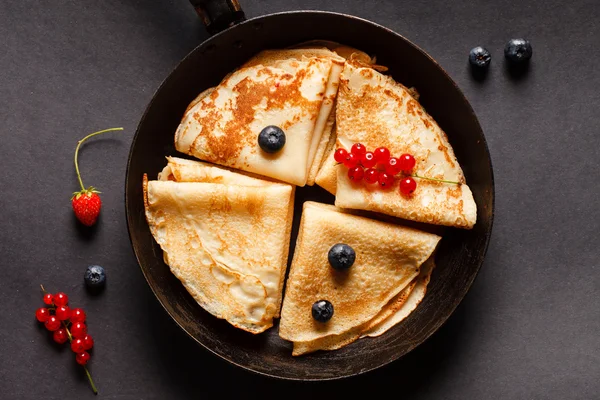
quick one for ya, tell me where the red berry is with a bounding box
[71,322,87,339]
[72,191,102,227]
[54,292,68,307]
[35,307,50,323]
[347,166,365,182]
[76,351,91,366]
[55,306,70,321]
[360,151,376,168]
[350,143,367,157]
[53,329,68,344]
[364,168,380,184]
[71,338,86,353]
[82,335,94,350]
[43,293,53,305]
[378,172,395,188]
[343,152,360,168]
[45,316,61,332]
[333,148,348,163]
[400,177,417,195]
[398,153,416,172]
[70,308,86,323]
[385,157,402,176]
[374,147,391,164]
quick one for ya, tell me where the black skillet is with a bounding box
[125,0,494,380]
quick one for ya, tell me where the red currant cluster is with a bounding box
[36,287,98,394]
[334,143,418,195]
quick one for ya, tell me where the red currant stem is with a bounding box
[62,321,98,395]
[40,284,47,293]
[411,173,461,185]
[74,127,123,192]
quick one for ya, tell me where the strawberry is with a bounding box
[72,188,102,226]
[72,127,123,227]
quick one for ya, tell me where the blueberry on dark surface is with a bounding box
[328,243,356,270]
[258,125,286,153]
[312,300,334,322]
[469,46,491,69]
[504,38,533,64]
[84,265,106,288]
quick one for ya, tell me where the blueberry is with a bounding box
[504,38,532,64]
[84,265,106,288]
[469,46,491,69]
[258,126,286,153]
[312,300,334,322]
[328,243,356,270]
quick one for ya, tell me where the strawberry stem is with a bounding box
[411,173,461,185]
[74,127,123,192]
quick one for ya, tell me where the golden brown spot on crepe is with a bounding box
[437,142,456,168]
[360,68,373,79]
[422,118,431,128]
[210,90,219,101]
[406,99,418,116]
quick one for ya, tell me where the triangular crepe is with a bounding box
[175,49,344,186]
[316,61,477,229]
[278,202,441,354]
[143,171,294,333]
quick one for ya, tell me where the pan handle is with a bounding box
[188,0,246,34]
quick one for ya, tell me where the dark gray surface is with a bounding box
[1,0,598,398]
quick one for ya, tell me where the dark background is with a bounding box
[1,0,598,398]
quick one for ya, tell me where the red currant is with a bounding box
[343,152,360,168]
[35,307,49,323]
[347,166,364,182]
[398,153,416,172]
[364,168,380,184]
[400,177,417,195]
[374,147,390,164]
[71,322,87,339]
[76,351,91,366]
[53,329,68,344]
[378,172,395,188]
[82,335,94,350]
[334,148,348,163]
[350,143,367,157]
[43,293,53,305]
[360,151,376,168]
[54,292,68,307]
[55,306,70,321]
[70,308,86,323]
[45,315,61,332]
[385,157,402,176]
[71,338,86,353]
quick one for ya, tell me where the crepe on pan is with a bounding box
[278,202,441,355]
[292,256,435,355]
[143,170,294,333]
[174,49,344,186]
[315,61,477,229]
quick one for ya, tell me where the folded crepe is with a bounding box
[174,48,344,186]
[315,61,477,229]
[279,202,441,355]
[143,164,294,333]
